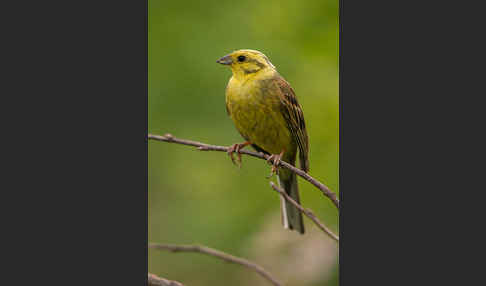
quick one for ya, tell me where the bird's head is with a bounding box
[217,49,276,79]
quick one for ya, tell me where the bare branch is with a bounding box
[148,133,339,208]
[149,243,282,286]
[269,182,339,242]
[148,273,185,286]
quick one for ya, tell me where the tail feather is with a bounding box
[278,170,305,234]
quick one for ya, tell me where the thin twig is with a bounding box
[149,243,282,286]
[148,273,185,286]
[269,182,339,242]
[148,133,339,209]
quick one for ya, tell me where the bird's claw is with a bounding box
[266,151,284,178]
[227,144,240,167]
[227,142,250,168]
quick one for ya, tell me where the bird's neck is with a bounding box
[231,67,276,83]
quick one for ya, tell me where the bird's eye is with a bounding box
[237,55,246,62]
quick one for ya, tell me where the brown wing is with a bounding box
[275,76,310,172]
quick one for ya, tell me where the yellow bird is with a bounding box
[217,49,309,234]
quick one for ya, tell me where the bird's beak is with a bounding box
[216,55,233,65]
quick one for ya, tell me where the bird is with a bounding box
[217,49,309,234]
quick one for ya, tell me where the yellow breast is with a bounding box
[225,73,296,156]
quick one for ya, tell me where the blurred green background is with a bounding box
[148,0,339,285]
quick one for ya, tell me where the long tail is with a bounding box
[277,168,305,234]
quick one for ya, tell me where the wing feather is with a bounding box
[274,76,310,172]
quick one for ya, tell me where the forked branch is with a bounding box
[270,182,339,242]
[148,133,339,208]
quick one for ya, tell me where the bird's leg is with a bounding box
[266,150,285,178]
[227,141,251,167]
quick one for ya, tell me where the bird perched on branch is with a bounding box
[217,49,309,234]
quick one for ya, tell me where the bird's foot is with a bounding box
[266,150,285,178]
[227,141,251,167]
